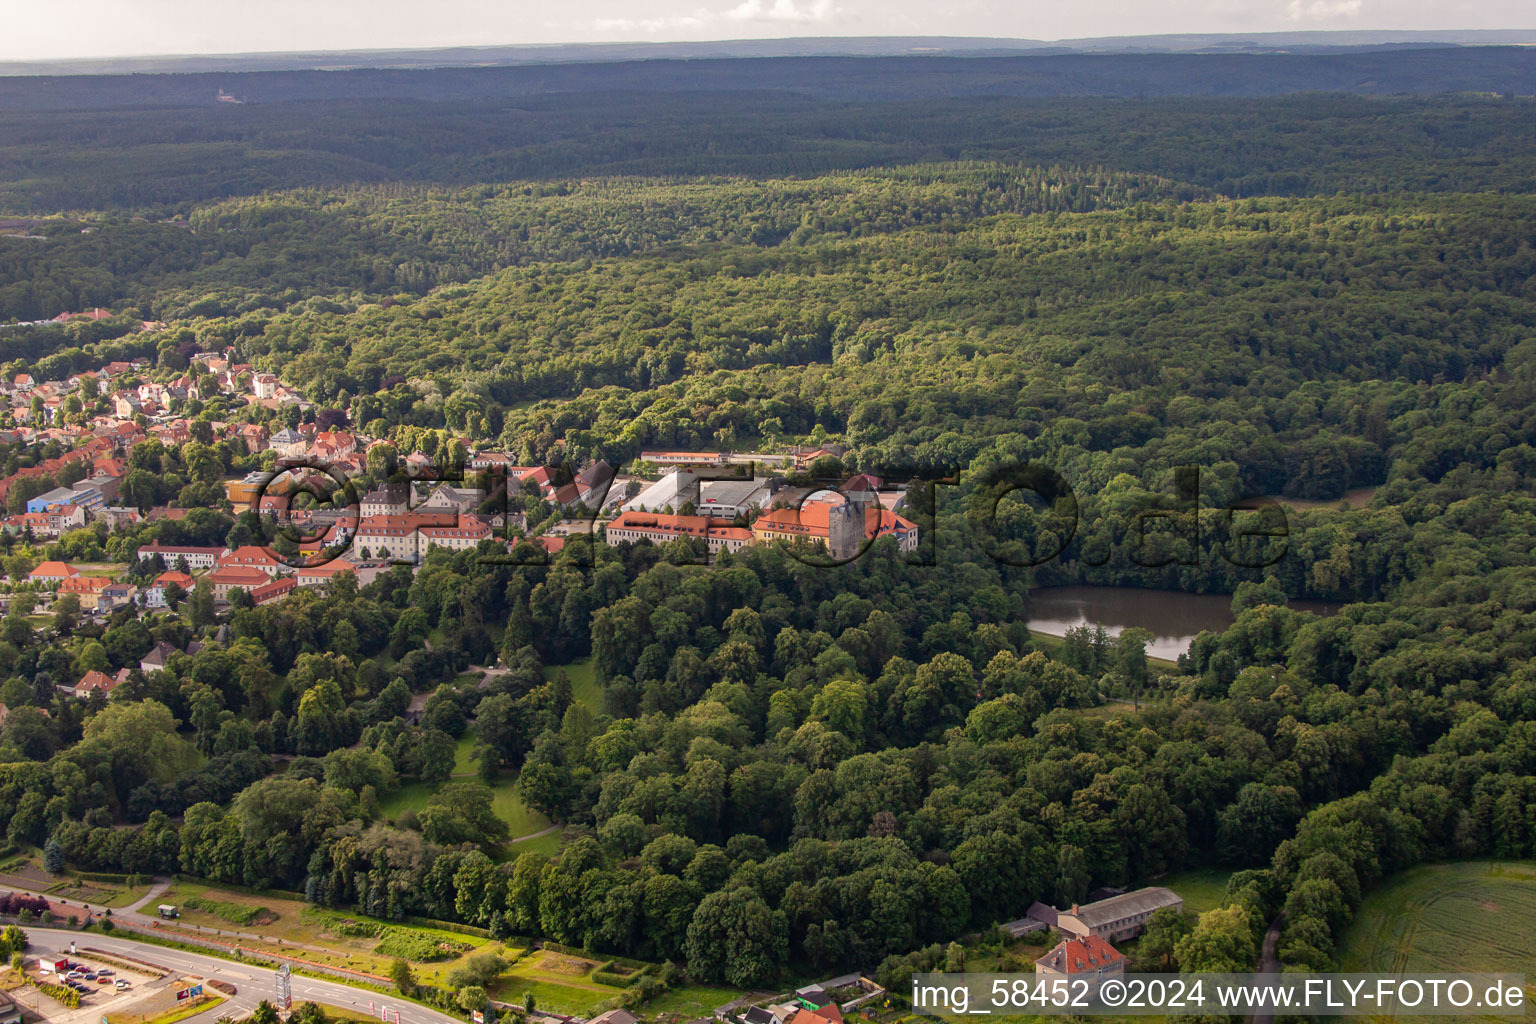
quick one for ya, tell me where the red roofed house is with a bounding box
[1034,935,1126,980]
[604,511,751,558]
[207,565,271,601]
[143,570,194,608]
[59,575,115,600]
[28,561,78,584]
[250,575,297,606]
[65,668,130,700]
[420,515,493,555]
[296,563,356,589]
[788,1007,844,1024]
[355,515,417,562]
[217,545,289,577]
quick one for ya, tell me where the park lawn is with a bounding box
[1338,860,1536,976]
[545,659,601,713]
[452,731,481,776]
[377,773,555,843]
[490,776,553,838]
[377,782,435,821]
[1157,866,1234,914]
[506,830,564,859]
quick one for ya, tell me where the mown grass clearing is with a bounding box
[490,776,553,838]
[545,659,601,713]
[1157,866,1234,914]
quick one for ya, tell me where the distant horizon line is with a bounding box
[5,28,1536,74]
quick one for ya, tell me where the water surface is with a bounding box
[1026,585,1336,661]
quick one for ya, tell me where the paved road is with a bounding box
[1249,911,1287,1024]
[21,927,463,1024]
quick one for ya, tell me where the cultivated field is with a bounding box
[1338,861,1536,1021]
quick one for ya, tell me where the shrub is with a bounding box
[375,929,469,962]
[183,896,271,926]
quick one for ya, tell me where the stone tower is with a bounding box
[826,500,863,561]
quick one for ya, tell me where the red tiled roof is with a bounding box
[1037,935,1126,975]
[607,511,751,542]
[250,576,297,604]
[208,566,270,586]
[753,501,915,540]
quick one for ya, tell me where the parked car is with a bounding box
[96,977,112,985]
[97,969,114,976]
[115,980,130,990]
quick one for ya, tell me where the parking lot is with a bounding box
[14,948,165,1023]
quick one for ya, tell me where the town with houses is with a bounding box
[0,320,919,708]
[0,313,1179,1024]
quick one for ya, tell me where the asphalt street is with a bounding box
[19,928,465,1024]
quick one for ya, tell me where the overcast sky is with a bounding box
[2,0,1530,62]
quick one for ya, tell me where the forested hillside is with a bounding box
[1,90,1532,213]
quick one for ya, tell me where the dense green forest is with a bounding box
[1,89,1532,214]
[0,55,1534,1006]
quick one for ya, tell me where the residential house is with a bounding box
[58,575,115,608]
[218,545,290,577]
[137,543,224,571]
[420,515,493,554]
[238,423,270,453]
[360,484,410,517]
[27,561,78,584]
[250,575,297,606]
[252,373,280,399]
[207,565,271,601]
[312,430,356,458]
[65,669,129,700]
[140,641,182,674]
[296,563,357,589]
[574,460,615,507]
[142,571,194,608]
[419,484,484,514]
[1034,935,1127,980]
[468,451,513,472]
[268,427,305,458]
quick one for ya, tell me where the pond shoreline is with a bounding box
[1026,584,1337,661]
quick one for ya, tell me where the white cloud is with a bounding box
[590,0,837,34]
[724,0,838,22]
[591,13,707,32]
[1284,0,1364,20]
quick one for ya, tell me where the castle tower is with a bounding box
[827,500,863,561]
